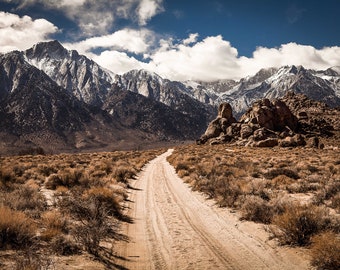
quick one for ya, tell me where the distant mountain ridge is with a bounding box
[185,65,340,117]
[1,40,339,154]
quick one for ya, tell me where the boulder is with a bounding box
[279,134,306,147]
[254,138,279,147]
[240,124,253,139]
[198,102,236,144]
[218,102,233,119]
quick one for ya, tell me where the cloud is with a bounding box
[146,35,240,81]
[65,31,340,81]
[182,33,199,45]
[64,28,156,55]
[90,50,145,74]
[239,43,340,77]
[137,0,164,25]
[0,11,58,53]
[3,0,164,36]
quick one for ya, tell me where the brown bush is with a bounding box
[241,195,273,224]
[3,186,47,214]
[310,231,340,270]
[0,167,15,190]
[50,235,80,256]
[0,206,37,249]
[41,210,68,241]
[331,193,340,213]
[271,204,331,246]
[85,187,122,219]
[113,166,136,183]
[264,168,300,180]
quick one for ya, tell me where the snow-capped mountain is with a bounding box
[183,65,340,117]
[0,41,216,154]
[117,69,216,121]
[24,40,115,106]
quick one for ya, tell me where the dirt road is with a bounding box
[115,149,310,269]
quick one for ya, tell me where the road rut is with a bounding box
[116,149,309,269]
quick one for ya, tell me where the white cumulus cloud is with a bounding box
[90,50,145,74]
[3,0,164,36]
[137,0,164,26]
[146,35,240,81]
[0,12,58,53]
[65,28,155,55]
[239,43,340,77]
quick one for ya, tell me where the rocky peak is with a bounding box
[23,41,115,106]
[25,40,68,61]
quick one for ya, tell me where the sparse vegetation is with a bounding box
[0,148,163,268]
[168,143,340,267]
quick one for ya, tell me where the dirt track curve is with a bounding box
[115,149,309,269]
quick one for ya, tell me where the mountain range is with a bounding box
[0,40,339,154]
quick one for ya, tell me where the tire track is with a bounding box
[116,149,310,270]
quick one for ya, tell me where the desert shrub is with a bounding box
[45,169,86,189]
[331,193,340,213]
[3,186,47,214]
[264,168,299,180]
[45,174,62,190]
[175,163,189,172]
[310,231,340,270]
[58,168,84,188]
[241,195,273,224]
[271,175,294,188]
[37,164,57,176]
[271,204,331,246]
[14,249,54,270]
[84,187,122,219]
[113,167,136,183]
[202,175,242,208]
[59,193,121,255]
[0,206,37,249]
[0,167,15,190]
[50,235,80,256]
[314,179,340,205]
[41,210,68,241]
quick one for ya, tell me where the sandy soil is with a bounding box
[115,149,310,269]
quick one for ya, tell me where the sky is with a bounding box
[0,0,339,81]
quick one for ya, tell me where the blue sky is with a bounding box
[0,0,339,81]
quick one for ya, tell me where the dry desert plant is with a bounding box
[310,231,340,270]
[0,206,37,249]
[270,203,331,246]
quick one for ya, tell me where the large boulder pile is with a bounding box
[197,95,331,148]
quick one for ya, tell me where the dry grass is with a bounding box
[0,148,164,268]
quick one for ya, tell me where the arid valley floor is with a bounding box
[0,136,339,269]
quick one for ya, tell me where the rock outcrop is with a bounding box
[197,93,334,148]
[198,103,236,144]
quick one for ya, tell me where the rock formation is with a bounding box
[198,103,236,144]
[197,93,334,148]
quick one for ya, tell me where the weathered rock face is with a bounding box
[239,98,298,131]
[197,95,330,148]
[198,102,236,144]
